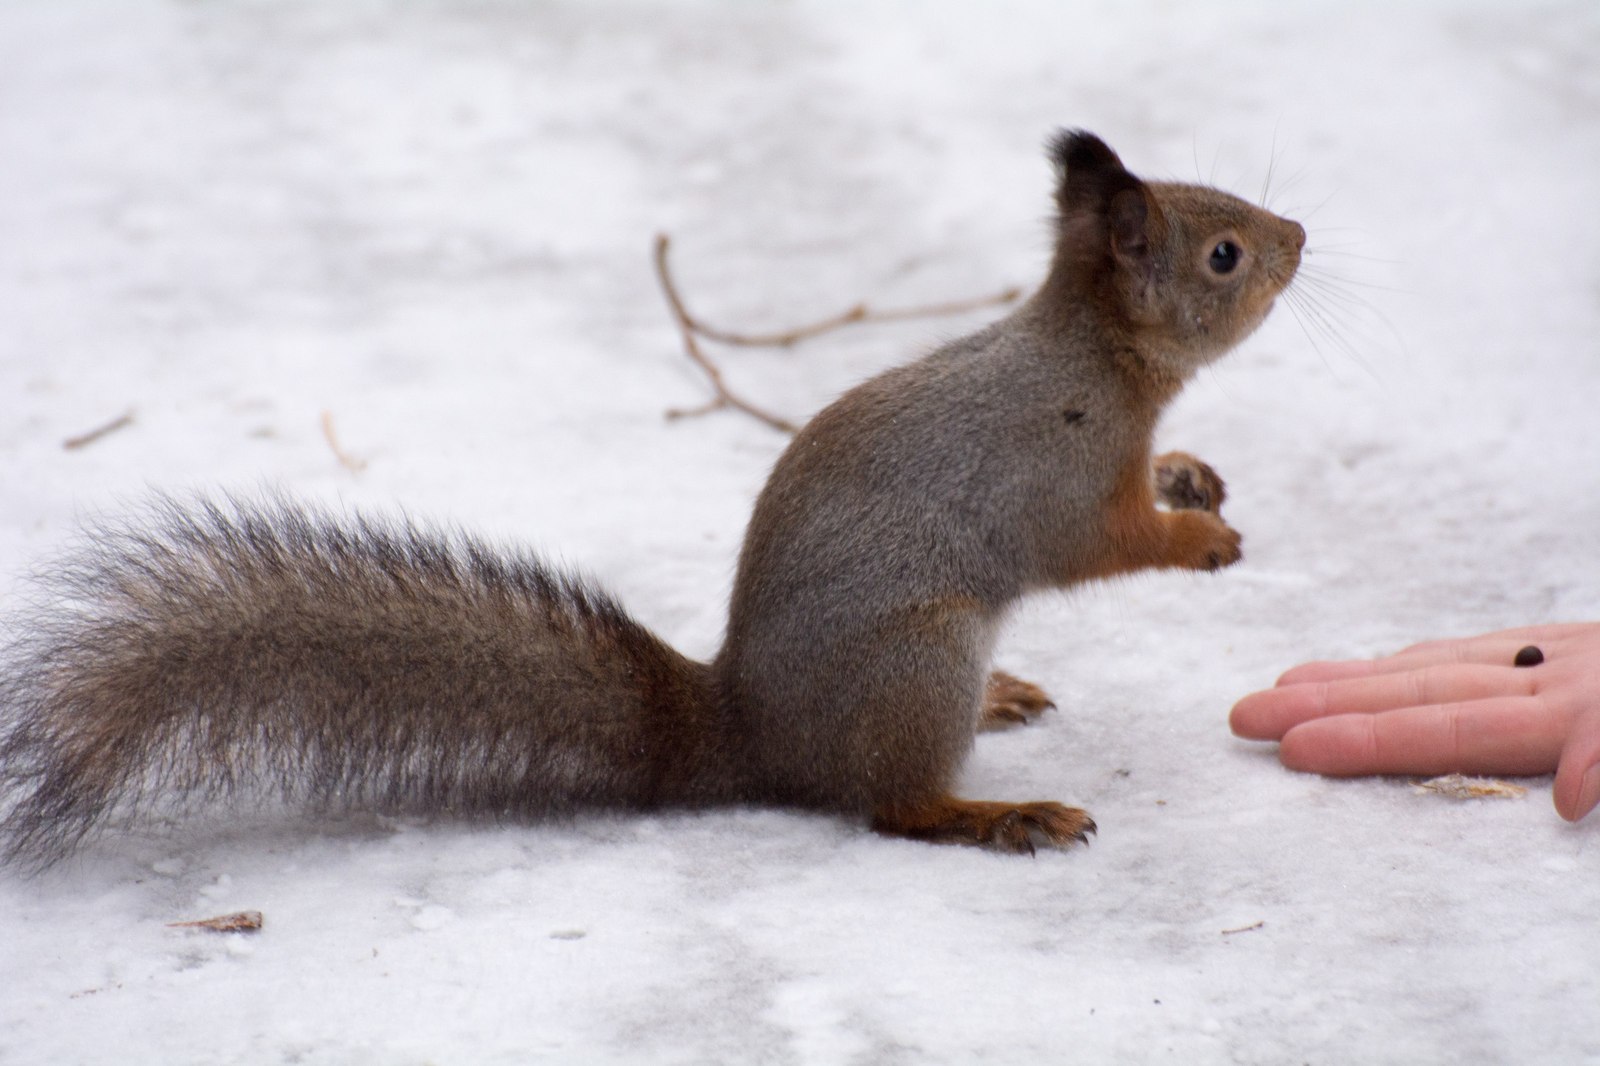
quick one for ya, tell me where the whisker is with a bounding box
[1291,226,1379,244]
[1282,288,1377,377]
[1284,255,1410,378]
[1279,291,1343,375]
[1300,246,1397,264]
[1293,283,1370,323]
[1266,164,1311,212]
[1284,189,1341,225]
[1300,262,1411,296]
[1259,129,1279,208]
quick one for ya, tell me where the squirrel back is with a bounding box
[0,131,1303,865]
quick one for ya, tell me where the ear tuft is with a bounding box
[1046,128,1158,267]
[1046,129,1125,179]
[1047,129,1142,211]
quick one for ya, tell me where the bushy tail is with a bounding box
[0,496,728,868]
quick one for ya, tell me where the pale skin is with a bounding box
[1230,622,1600,822]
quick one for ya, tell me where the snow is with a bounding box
[1,1,1597,1062]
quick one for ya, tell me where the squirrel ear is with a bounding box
[1047,129,1136,214]
[1048,128,1159,274]
[1107,187,1152,266]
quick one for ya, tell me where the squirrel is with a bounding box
[0,131,1303,867]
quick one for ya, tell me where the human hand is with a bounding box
[1230,623,1600,822]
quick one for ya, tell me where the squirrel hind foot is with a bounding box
[871,796,1096,855]
[979,670,1056,731]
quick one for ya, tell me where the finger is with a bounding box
[1400,622,1596,655]
[1231,664,1537,740]
[1274,658,1405,686]
[1553,713,1600,822]
[1275,632,1572,687]
[1275,697,1564,777]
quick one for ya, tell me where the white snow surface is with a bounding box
[2,2,1598,1063]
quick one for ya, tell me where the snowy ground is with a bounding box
[2,1,1598,1063]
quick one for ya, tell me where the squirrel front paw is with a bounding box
[1168,509,1243,571]
[979,670,1055,731]
[1153,451,1227,514]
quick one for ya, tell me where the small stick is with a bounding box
[320,411,369,473]
[657,233,1022,348]
[654,233,1024,432]
[1221,920,1266,936]
[69,983,123,999]
[654,235,801,434]
[689,286,1024,347]
[63,410,135,451]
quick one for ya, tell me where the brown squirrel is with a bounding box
[0,131,1303,866]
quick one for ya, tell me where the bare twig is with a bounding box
[63,410,135,451]
[652,232,1024,433]
[69,983,123,1000]
[654,234,801,434]
[1221,920,1265,936]
[684,283,1025,348]
[320,411,369,473]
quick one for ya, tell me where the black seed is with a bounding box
[1513,645,1544,668]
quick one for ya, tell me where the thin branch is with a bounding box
[63,409,135,451]
[688,285,1024,348]
[658,232,1022,348]
[653,234,801,434]
[652,232,1023,433]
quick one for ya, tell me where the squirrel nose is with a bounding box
[1285,220,1307,250]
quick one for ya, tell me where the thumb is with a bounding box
[1552,713,1600,822]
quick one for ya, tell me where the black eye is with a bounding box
[1208,241,1241,275]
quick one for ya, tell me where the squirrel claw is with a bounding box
[991,805,1097,854]
[980,670,1056,731]
[1164,509,1242,572]
[1202,521,1244,571]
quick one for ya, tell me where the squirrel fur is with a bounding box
[0,131,1304,866]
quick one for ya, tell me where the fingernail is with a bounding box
[1577,764,1600,821]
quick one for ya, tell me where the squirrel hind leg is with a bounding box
[871,795,1096,855]
[979,670,1055,731]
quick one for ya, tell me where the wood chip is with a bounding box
[1412,774,1527,800]
[320,411,369,473]
[166,910,264,934]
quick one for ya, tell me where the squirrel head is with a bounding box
[1045,130,1304,381]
